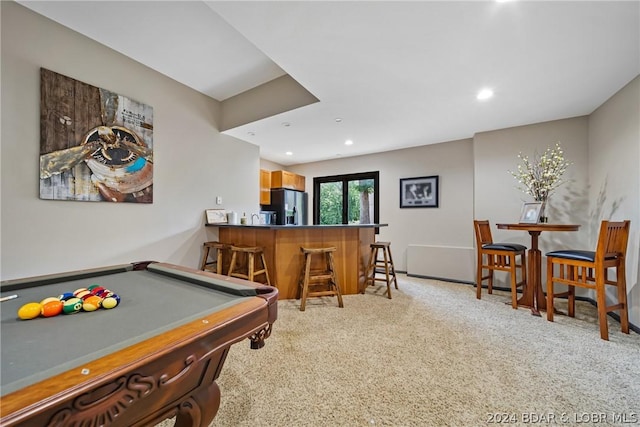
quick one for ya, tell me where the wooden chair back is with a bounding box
[474,220,494,246]
[596,220,630,264]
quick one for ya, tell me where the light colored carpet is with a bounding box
[158,275,640,426]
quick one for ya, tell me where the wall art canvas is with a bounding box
[39,68,154,203]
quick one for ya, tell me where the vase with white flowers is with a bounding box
[509,142,571,223]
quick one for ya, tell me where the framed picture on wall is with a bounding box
[205,209,227,224]
[519,202,543,224]
[400,175,439,208]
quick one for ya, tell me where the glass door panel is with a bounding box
[319,181,343,224]
[347,179,374,224]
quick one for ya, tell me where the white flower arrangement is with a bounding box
[509,142,570,202]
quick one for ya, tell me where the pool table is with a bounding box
[0,261,278,427]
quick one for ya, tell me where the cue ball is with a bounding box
[82,295,102,311]
[62,297,83,314]
[18,302,42,320]
[101,295,120,309]
[41,300,63,317]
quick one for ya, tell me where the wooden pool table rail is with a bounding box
[0,262,277,427]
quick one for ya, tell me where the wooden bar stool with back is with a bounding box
[473,220,527,308]
[546,219,630,340]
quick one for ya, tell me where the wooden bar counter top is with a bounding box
[206,224,387,299]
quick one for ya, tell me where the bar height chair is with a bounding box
[546,220,630,340]
[473,220,527,308]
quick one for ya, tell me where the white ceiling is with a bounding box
[18,1,640,166]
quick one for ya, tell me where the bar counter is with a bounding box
[206,223,387,299]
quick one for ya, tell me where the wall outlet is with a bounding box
[216,196,222,205]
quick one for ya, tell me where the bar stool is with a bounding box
[200,241,227,275]
[298,247,344,311]
[363,241,398,299]
[227,245,271,285]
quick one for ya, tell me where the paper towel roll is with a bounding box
[227,212,238,224]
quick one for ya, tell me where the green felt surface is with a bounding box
[0,265,255,396]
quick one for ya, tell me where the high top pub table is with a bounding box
[496,223,580,316]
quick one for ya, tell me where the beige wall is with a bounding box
[2,2,639,328]
[1,2,261,279]
[588,76,640,325]
[474,117,591,251]
[290,139,475,271]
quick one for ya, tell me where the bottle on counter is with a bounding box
[240,212,247,225]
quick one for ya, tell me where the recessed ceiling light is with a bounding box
[282,122,291,127]
[285,151,293,156]
[477,88,494,101]
[247,131,255,136]
[345,139,353,146]
[335,118,343,123]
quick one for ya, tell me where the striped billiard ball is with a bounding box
[102,294,120,309]
[62,297,83,314]
[82,295,102,312]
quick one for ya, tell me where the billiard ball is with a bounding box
[87,284,101,291]
[62,297,83,314]
[41,300,63,317]
[82,295,102,311]
[58,292,75,301]
[75,290,91,299]
[90,287,105,295]
[40,297,59,306]
[17,302,42,320]
[101,294,120,309]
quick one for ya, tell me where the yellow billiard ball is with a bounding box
[17,302,42,320]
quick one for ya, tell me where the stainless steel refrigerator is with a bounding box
[261,189,308,225]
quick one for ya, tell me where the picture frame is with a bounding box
[519,202,544,224]
[400,175,439,208]
[205,209,227,224]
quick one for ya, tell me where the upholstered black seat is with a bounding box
[473,220,527,308]
[483,243,527,252]
[545,250,618,262]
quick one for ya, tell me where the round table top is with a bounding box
[496,223,581,232]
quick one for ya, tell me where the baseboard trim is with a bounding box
[405,273,639,335]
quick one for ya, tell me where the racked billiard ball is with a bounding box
[41,300,63,317]
[90,286,105,295]
[62,297,83,314]
[82,295,102,312]
[58,292,75,301]
[102,294,120,309]
[17,302,42,320]
[75,290,91,299]
[40,297,59,306]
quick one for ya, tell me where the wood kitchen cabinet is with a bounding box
[260,169,271,204]
[271,170,305,191]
